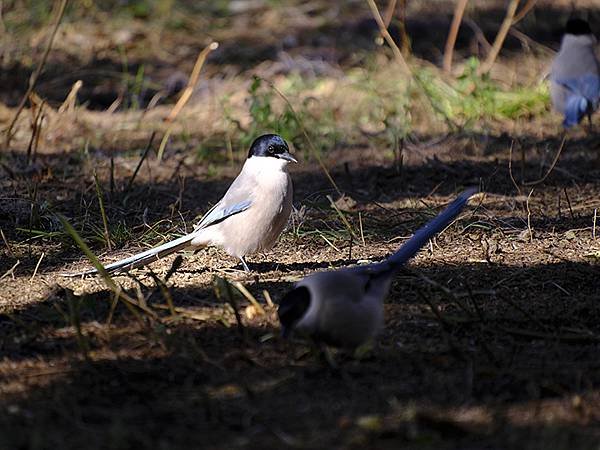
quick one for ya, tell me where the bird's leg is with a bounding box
[587,113,593,134]
[239,256,250,272]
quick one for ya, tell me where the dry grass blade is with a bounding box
[214,276,247,342]
[58,80,83,114]
[326,194,358,239]
[157,41,219,161]
[0,228,15,257]
[30,252,45,282]
[525,188,534,243]
[3,0,68,150]
[383,0,397,27]
[58,214,158,319]
[149,271,177,316]
[263,289,274,308]
[522,135,567,186]
[164,41,219,123]
[1,260,20,281]
[507,140,521,194]
[232,281,266,315]
[127,131,156,191]
[26,98,46,163]
[93,170,111,250]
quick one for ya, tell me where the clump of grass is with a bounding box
[416,57,549,127]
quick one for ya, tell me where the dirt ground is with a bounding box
[2,1,600,449]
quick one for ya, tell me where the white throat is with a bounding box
[562,33,597,49]
[243,155,290,175]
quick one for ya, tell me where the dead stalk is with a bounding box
[365,0,410,74]
[358,211,365,246]
[480,0,520,74]
[30,252,45,282]
[126,131,156,191]
[263,290,274,308]
[157,41,219,161]
[512,0,537,24]
[563,187,574,220]
[523,135,567,186]
[508,140,521,195]
[327,194,358,239]
[383,0,397,27]
[0,228,14,257]
[1,260,20,281]
[26,99,46,163]
[3,0,68,150]
[93,170,111,250]
[526,188,534,243]
[443,0,469,73]
[232,281,266,315]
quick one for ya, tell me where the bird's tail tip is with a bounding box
[459,186,482,203]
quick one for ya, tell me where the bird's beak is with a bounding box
[278,151,298,163]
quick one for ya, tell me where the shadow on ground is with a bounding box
[1,260,600,448]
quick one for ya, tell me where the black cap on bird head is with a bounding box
[247,134,297,163]
[278,285,311,338]
[565,18,592,36]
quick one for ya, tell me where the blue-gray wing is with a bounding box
[194,168,258,230]
[194,199,252,230]
[557,74,600,103]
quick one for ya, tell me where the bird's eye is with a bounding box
[268,145,275,153]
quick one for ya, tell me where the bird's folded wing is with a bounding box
[557,74,600,103]
[193,199,252,231]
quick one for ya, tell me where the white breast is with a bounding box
[192,156,293,258]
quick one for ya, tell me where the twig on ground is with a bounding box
[523,135,567,186]
[0,228,14,257]
[1,260,20,281]
[232,281,266,316]
[30,252,45,282]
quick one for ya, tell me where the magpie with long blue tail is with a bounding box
[278,188,478,348]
